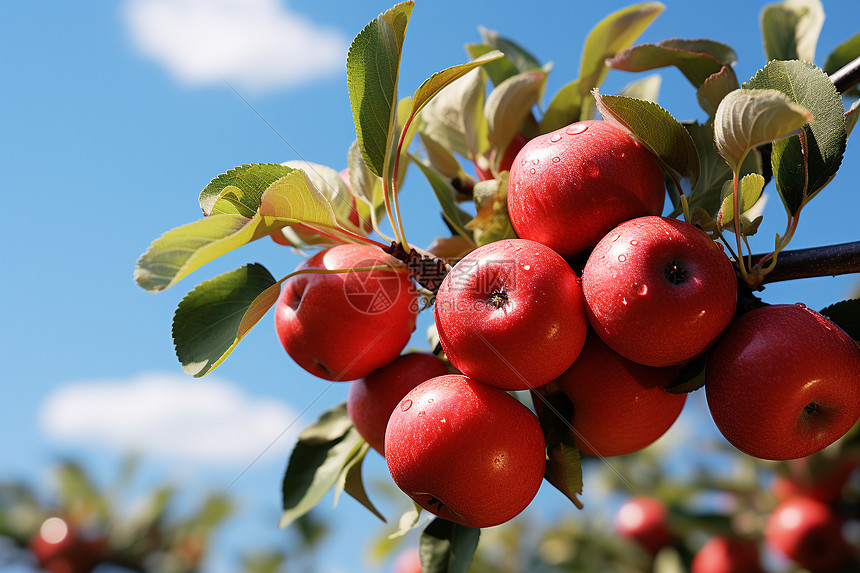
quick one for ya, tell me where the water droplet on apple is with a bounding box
[523,264,531,270]
[400,399,413,412]
[532,158,540,165]
[521,159,527,166]
[583,162,600,178]
[619,152,626,159]
[630,240,638,246]
[550,133,563,143]
[618,254,627,262]
[637,283,648,296]
[611,234,621,242]
[552,156,560,163]
[427,398,434,403]
[530,168,536,174]
[566,124,588,135]
[621,297,628,305]
[795,302,807,309]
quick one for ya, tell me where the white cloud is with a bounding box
[123,0,348,92]
[40,373,300,466]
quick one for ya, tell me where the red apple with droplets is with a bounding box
[582,216,737,367]
[706,303,860,460]
[507,120,665,258]
[347,352,449,455]
[274,244,419,381]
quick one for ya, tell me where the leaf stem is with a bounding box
[731,171,751,284]
[391,115,415,253]
[299,224,389,250]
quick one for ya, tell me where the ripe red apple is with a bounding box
[771,458,859,505]
[765,496,851,572]
[434,238,587,390]
[385,374,546,528]
[347,352,449,455]
[691,536,764,573]
[706,304,860,460]
[29,517,105,573]
[582,216,737,367]
[392,547,422,573]
[507,120,665,258]
[475,133,528,180]
[614,496,674,556]
[275,244,418,381]
[543,331,686,457]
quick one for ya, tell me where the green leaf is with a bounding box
[346,2,414,178]
[846,100,860,139]
[607,38,737,88]
[347,139,384,222]
[418,133,467,180]
[697,66,740,119]
[335,442,386,523]
[683,121,761,216]
[823,31,860,98]
[199,163,294,216]
[541,80,582,133]
[713,87,812,174]
[619,74,662,102]
[761,0,824,63]
[282,160,365,234]
[485,70,548,152]
[388,506,423,540]
[717,173,765,232]
[593,91,699,188]
[545,434,584,510]
[466,174,517,247]
[280,404,365,528]
[577,2,665,119]
[135,170,340,292]
[419,68,488,160]
[465,43,521,88]
[410,51,503,123]
[172,263,278,377]
[410,155,475,242]
[419,518,480,573]
[746,60,847,214]
[820,299,860,340]
[478,27,542,76]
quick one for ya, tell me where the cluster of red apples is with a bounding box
[275,119,860,529]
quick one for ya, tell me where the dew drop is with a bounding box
[550,133,563,143]
[611,234,621,243]
[637,283,648,296]
[552,156,560,163]
[621,297,628,305]
[630,240,638,246]
[619,152,626,159]
[523,264,531,270]
[521,158,528,166]
[584,162,600,178]
[618,254,627,262]
[427,398,434,403]
[566,124,588,135]
[532,158,540,165]
[795,302,807,309]
[400,399,413,412]
[530,168,536,174]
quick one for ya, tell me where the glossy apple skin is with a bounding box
[475,133,528,181]
[274,244,418,381]
[543,331,686,457]
[347,352,449,455]
[614,496,674,556]
[706,304,860,460]
[582,216,737,367]
[691,536,764,573]
[765,496,851,572]
[385,375,546,528]
[434,238,587,390]
[507,120,665,258]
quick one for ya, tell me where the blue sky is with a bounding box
[2,1,859,571]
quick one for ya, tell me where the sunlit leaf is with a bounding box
[578,2,665,119]
[593,91,699,188]
[713,88,812,174]
[746,60,846,214]
[717,173,765,231]
[466,174,517,247]
[541,80,582,133]
[697,66,740,118]
[172,263,279,377]
[410,51,503,123]
[282,160,364,234]
[761,0,824,63]
[619,74,662,102]
[347,2,414,177]
[478,27,542,75]
[280,404,364,528]
[410,155,475,242]
[485,70,548,151]
[335,442,386,523]
[465,43,521,87]
[419,518,480,573]
[823,31,860,98]
[418,133,467,180]
[607,38,736,88]
[199,163,294,216]
[846,100,860,139]
[420,68,488,160]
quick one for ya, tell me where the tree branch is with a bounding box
[831,55,860,94]
[754,241,860,284]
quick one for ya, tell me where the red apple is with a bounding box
[582,216,737,367]
[339,168,374,233]
[475,133,528,181]
[771,458,859,505]
[392,547,422,573]
[765,496,851,572]
[274,244,418,381]
[434,238,587,390]
[385,374,546,528]
[507,120,665,258]
[29,517,105,573]
[691,536,764,573]
[544,330,686,457]
[347,352,449,455]
[614,496,674,556]
[706,304,860,460]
